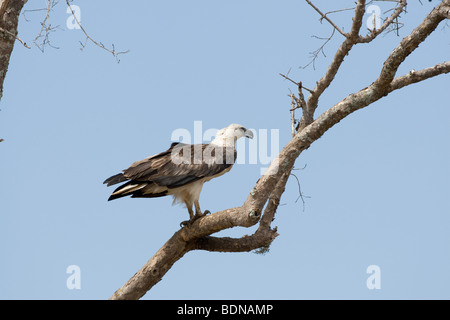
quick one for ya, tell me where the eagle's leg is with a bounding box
[194,200,210,218]
[180,201,210,227]
[187,204,195,220]
[180,203,195,227]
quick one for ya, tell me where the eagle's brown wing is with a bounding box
[104,142,236,201]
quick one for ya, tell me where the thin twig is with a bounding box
[305,0,348,37]
[320,6,357,19]
[65,0,129,62]
[302,28,336,70]
[33,0,61,51]
[34,0,51,44]
[279,73,313,93]
[0,27,30,49]
[290,172,310,212]
[280,72,299,86]
[22,7,51,22]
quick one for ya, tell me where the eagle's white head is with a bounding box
[211,124,254,147]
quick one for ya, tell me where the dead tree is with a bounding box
[110,0,450,300]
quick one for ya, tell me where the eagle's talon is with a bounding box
[194,210,210,218]
[180,219,191,227]
[181,211,210,227]
[180,215,201,228]
[192,212,205,221]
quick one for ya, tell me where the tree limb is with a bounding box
[388,61,450,93]
[0,25,29,48]
[373,0,448,94]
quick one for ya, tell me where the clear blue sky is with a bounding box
[1,0,449,299]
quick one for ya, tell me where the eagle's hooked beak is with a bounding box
[244,129,254,139]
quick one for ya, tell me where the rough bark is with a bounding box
[110,0,450,300]
[0,0,27,101]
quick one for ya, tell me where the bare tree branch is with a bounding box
[279,72,313,93]
[305,0,347,37]
[373,0,448,93]
[302,28,336,70]
[387,61,450,92]
[65,0,129,62]
[0,25,29,48]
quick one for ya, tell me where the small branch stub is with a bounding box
[248,210,260,219]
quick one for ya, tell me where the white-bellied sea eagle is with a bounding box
[103,124,254,225]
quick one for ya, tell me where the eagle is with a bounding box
[104,124,254,225]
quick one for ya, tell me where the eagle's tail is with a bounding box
[107,181,169,201]
[103,173,128,186]
[107,181,147,201]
